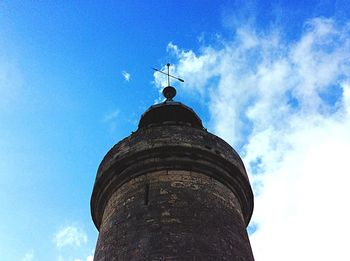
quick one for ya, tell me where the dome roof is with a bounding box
[138,100,203,129]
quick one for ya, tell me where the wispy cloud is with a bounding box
[74,249,94,261]
[103,109,120,122]
[73,254,93,261]
[158,18,350,260]
[122,70,131,82]
[102,109,120,134]
[21,250,34,261]
[54,225,88,248]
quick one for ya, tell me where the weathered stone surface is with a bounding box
[94,171,253,261]
[91,101,255,260]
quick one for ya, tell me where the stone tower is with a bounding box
[91,85,255,260]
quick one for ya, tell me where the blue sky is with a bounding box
[1,1,350,260]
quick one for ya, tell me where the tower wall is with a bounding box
[94,170,253,260]
[92,121,254,260]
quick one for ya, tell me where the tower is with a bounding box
[91,82,255,260]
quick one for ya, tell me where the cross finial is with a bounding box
[152,63,184,87]
[152,63,185,101]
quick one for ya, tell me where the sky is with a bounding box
[1,1,350,260]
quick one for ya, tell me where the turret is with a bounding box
[91,76,254,260]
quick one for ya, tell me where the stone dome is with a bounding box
[138,101,203,129]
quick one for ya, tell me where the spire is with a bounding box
[152,63,184,101]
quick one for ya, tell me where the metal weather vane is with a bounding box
[152,63,184,86]
[152,63,184,101]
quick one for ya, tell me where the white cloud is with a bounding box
[73,250,94,261]
[73,255,93,261]
[102,109,120,134]
[158,18,350,260]
[54,225,88,248]
[103,109,119,122]
[21,250,34,261]
[58,253,93,261]
[63,250,94,261]
[122,70,131,81]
